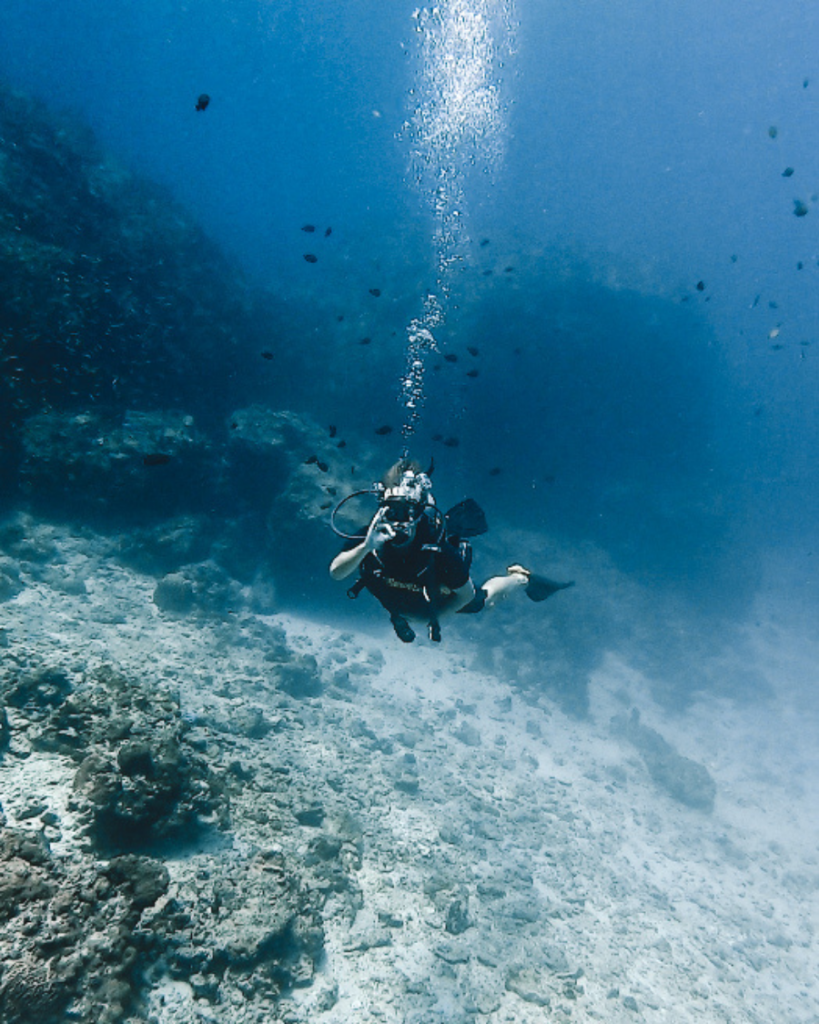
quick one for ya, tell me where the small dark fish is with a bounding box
[143,453,171,467]
[771,343,785,350]
[328,424,337,437]
[443,437,459,448]
[319,501,333,510]
[337,440,347,448]
[504,266,515,273]
[794,199,809,217]
[751,294,761,308]
[800,340,811,346]
[230,422,238,430]
[769,300,779,309]
[804,79,810,88]
[489,467,501,476]
[325,226,332,237]
[302,224,316,233]
[466,369,479,378]
[444,353,458,363]
[317,460,329,472]
[769,125,778,139]
[467,346,479,356]
[261,351,274,360]
[337,314,345,322]
[431,433,443,442]
[375,425,393,435]
[369,288,381,297]
[797,261,804,270]
[480,238,490,246]
[696,280,705,291]
[326,486,338,496]
[304,253,318,263]
[731,254,738,262]
[783,167,795,177]
[305,454,319,465]
[482,269,493,276]
[195,94,210,112]
[359,337,372,345]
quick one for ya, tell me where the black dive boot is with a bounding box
[390,613,416,643]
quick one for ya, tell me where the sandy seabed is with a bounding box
[1,523,818,1024]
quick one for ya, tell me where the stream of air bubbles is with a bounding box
[399,0,514,454]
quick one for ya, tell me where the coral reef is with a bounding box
[0,828,169,1024]
[2,663,229,851]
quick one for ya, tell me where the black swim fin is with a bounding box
[524,575,575,602]
[445,498,488,538]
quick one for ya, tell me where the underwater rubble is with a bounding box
[0,516,817,1023]
[0,648,331,1022]
[0,827,170,1024]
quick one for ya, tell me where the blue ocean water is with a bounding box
[9,5,818,496]
[2,0,818,644]
[2,0,816,503]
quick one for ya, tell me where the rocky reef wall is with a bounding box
[0,85,300,489]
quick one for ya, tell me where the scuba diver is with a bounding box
[329,458,574,643]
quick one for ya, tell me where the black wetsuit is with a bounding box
[347,509,472,620]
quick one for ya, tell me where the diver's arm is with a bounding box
[329,542,368,581]
[329,508,394,581]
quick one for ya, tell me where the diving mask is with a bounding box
[383,496,424,526]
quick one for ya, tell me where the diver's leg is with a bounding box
[390,613,416,643]
[375,593,418,643]
[480,568,529,608]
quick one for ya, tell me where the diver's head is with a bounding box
[379,458,434,547]
[381,458,434,504]
[329,456,437,543]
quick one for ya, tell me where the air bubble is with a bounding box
[398,0,513,441]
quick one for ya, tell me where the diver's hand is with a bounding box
[364,507,395,552]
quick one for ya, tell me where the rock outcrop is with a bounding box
[612,708,717,811]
